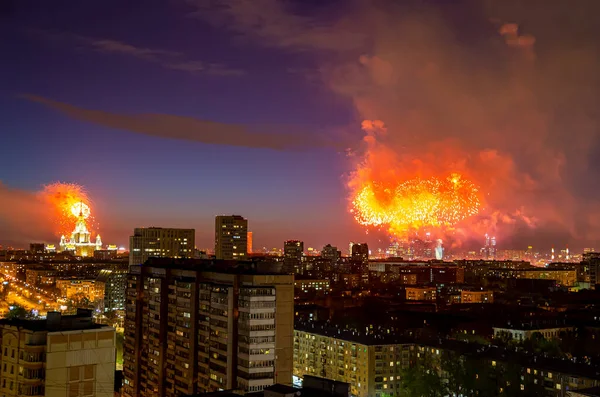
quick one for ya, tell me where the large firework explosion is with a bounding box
[39,182,95,237]
[348,120,482,240]
[351,173,481,236]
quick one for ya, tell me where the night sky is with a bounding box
[1,0,599,253]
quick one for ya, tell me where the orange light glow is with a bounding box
[348,120,482,240]
[39,182,94,237]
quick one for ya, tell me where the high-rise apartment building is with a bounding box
[247,232,253,254]
[0,310,115,397]
[351,243,369,272]
[95,265,128,313]
[215,215,248,260]
[283,240,304,274]
[583,252,600,287]
[122,259,294,397]
[481,234,497,260]
[129,227,195,266]
[321,244,340,266]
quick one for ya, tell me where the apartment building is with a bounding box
[95,266,128,313]
[215,216,248,260]
[129,227,195,266]
[55,279,104,302]
[488,268,577,287]
[293,328,412,397]
[294,326,600,397]
[122,259,294,397]
[405,287,437,301]
[0,310,115,397]
[461,290,494,303]
[294,279,330,293]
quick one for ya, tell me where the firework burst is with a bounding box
[349,120,482,240]
[351,173,480,237]
[39,182,95,237]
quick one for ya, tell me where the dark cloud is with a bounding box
[188,0,365,52]
[22,94,341,151]
[30,29,245,77]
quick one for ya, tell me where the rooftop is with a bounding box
[137,257,286,276]
[264,384,300,394]
[0,309,105,332]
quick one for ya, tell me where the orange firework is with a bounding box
[39,182,94,237]
[349,120,482,239]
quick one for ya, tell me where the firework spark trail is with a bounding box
[38,182,95,237]
[349,121,482,239]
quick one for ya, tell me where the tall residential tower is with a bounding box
[215,215,248,260]
[283,240,304,274]
[122,259,294,397]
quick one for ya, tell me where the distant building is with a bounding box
[55,279,103,303]
[26,268,58,287]
[351,243,369,272]
[129,227,195,266]
[584,252,600,287]
[493,326,574,342]
[488,268,577,287]
[461,290,494,303]
[215,215,248,260]
[93,249,117,260]
[247,231,253,254]
[294,278,330,294]
[95,265,128,312]
[321,244,340,266]
[481,234,496,260]
[284,240,304,274]
[123,258,294,397]
[405,286,437,301]
[0,309,115,397]
[59,204,102,257]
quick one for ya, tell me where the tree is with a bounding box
[6,305,31,320]
[399,354,445,397]
[67,293,94,311]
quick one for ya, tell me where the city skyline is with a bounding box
[1,0,600,252]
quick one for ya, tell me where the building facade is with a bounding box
[0,310,115,397]
[461,290,494,303]
[55,279,104,302]
[350,244,369,271]
[215,216,248,260]
[122,259,294,397]
[283,241,304,275]
[293,329,412,397]
[95,265,128,313]
[405,287,437,301]
[129,227,195,266]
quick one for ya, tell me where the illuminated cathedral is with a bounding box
[59,202,102,257]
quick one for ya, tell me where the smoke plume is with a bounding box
[195,0,600,248]
[0,182,93,247]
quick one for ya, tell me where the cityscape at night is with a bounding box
[1,1,600,397]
